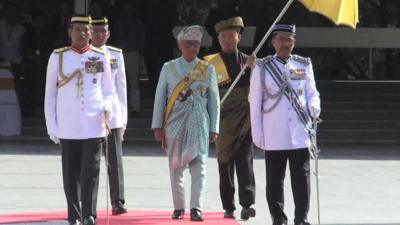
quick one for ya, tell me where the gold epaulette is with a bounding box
[292,54,311,65]
[91,46,106,55]
[107,45,123,52]
[53,47,71,54]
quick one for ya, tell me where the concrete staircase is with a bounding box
[317,81,400,144]
[1,81,400,145]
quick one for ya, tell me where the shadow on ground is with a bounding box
[0,142,399,161]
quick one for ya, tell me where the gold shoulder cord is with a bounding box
[57,52,84,98]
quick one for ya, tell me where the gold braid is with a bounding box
[57,52,84,97]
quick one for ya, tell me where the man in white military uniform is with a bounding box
[249,24,321,225]
[91,16,128,215]
[44,15,113,225]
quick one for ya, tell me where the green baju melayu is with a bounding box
[151,57,220,210]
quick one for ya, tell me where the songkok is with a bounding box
[214,16,244,33]
[71,15,92,24]
[177,25,203,42]
[272,24,296,34]
[91,16,108,25]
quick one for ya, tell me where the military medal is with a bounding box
[178,88,192,102]
[86,57,104,73]
[95,61,104,72]
[110,58,118,70]
[85,61,98,73]
[290,69,306,80]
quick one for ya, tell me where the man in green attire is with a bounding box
[152,25,220,222]
[204,15,256,220]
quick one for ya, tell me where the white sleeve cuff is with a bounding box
[309,104,321,118]
[253,136,265,149]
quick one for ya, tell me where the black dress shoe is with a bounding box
[224,209,235,219]
[171,209,185,219]
[82,216,96,225]
[273,221,288,225]
[190,208,204,221]
[68,219,81,225]
[240,207,256,220]
[295,222,311,225]
[112,201,128,215]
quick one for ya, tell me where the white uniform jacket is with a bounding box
[102,45,127,129]
[249,54,321,151]
[44,46,114,139]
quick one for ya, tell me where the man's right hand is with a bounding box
[154,128,167,149]
[49,134,60,144]
[154,128,164,141]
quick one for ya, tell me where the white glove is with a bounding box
[309,105,321,118]
[103,110,113,123]
[49,135,60,144]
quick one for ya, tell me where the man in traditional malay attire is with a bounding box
[91,16,128,215]
[44,15,113,225]
[151,25,220,222]
[204,16,256,220]
[249,24,321,225]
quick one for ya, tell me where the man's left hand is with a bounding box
[103,110,111,134]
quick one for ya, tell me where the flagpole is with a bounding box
[309,108,322,225]
[312,109,321,225]
[104,120,111,225]
[220,0,295,105]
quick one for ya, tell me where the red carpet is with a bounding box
[0,209,240,224]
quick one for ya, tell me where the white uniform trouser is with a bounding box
[169,155,206,210]
[123,51,140,112]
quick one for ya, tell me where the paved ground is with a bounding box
[0,141,399,225]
